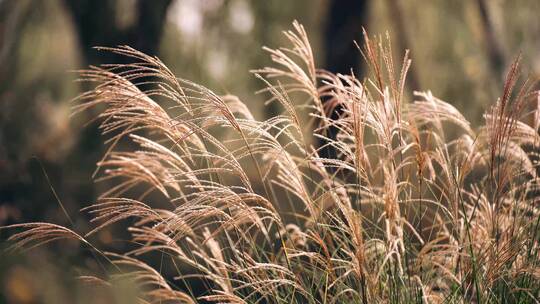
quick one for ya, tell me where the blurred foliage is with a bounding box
[371,0,540,117]
[0,0,539,302]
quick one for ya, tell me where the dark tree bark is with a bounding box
[321,0,368,159]
[63,0,173,64]
[324,0,368,76]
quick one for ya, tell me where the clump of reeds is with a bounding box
[2,22,539,303]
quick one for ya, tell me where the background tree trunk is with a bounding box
[385,0,421,91]
[58,0,174,227]
[476,0,506,81]
[321,0,368,159]
[324,0,368,75]
[63,0,173,64]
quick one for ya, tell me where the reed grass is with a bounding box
[2,22,539,303]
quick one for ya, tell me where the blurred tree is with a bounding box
[57,0,176,231]
[63,0,173,64]
[323,0,367,75]
[0,0,176,234]
[385,0,420,91]
[320,0,368,159]
[0,0,80,227]
[476,0,506,81]
[0,0,31,87]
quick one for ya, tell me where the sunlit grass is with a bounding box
[2,22,539,303]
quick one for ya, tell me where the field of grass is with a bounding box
[2,22,539,303]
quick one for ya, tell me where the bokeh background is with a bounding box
[1,0,539,302]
